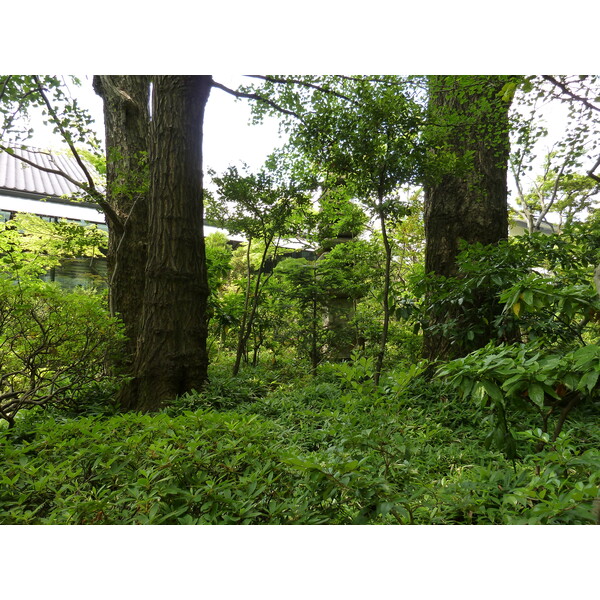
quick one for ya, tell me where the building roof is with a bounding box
[510,218,557,235]
[0,147,311,250]
[0,146,97,199]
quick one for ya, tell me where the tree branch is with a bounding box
[33,76,98,192]
[31,77,125,232]
[245,75,359,105]
[534,158,567,230]
[587,155,600,184]
[0,75,11,105]
[542,76,600,113]
[0,144,123,234]
[211,79,308,125]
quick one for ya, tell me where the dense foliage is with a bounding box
[1,74,599,525]
[0,215,123,428]
[2,356,599,524]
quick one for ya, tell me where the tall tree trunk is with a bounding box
[93,76,150,365]
[423,75,513,361]
[120,75,211,411]
[374,207,391,386]
[232,238,253,375]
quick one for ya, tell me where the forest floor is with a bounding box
[1,355,599,525]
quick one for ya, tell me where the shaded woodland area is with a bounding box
[1,75,600,524]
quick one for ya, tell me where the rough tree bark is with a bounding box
[92,76,150,364]
[423,75,513,361]
[119,75,212,411]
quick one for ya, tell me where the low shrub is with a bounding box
[0,279,125,428]
[438,342,600,457]
[2,358,598,525]
[0,410,326,524]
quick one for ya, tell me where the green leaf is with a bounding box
[482,380,504,404]
[572,345,600,369]
[148,503,160,521]
[499,81,517,102]
[521,79,534,93]
[578,370,600,394]
[528,383,545,408]
[493,426,506,449]
[376,502,395,516]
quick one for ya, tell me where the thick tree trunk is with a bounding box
[423,76,513,361]
[120,76,211,411]
[93,76,150,364]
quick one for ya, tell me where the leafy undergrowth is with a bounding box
[1,361,599,524]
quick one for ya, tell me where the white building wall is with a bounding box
[0,194,106,224]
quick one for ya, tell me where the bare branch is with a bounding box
[587,155,600,184]
[0,144,123,234]
[32,76,98,192]
[542,75,600,113]
[211,79,308,125]
[534,158,567,230]
[245,75,359,105]
[0,75,11,104]
[0,143,87,187]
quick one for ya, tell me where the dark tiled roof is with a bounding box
[0,147,96,198]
